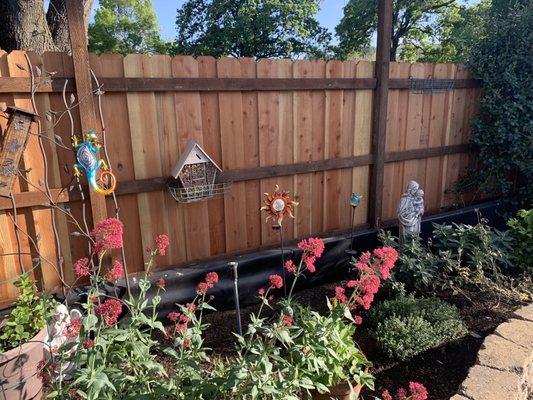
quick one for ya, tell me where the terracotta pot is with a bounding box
[311,381,363,400]
[0,328,46,400]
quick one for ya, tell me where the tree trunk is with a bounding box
[0,0,56,53]
[0,0,93,53]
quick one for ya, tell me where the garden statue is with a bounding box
[73,130,116,195]
[43,304,82,379]
[397,181,425,243]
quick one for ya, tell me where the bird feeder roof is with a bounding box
[171,139,223,179]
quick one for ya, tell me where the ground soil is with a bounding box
[202,282,526,400]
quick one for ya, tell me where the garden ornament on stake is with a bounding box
[397,181,425,243]
[346,193,363,256]
[228,261,243,336]
[43,304,83,380]
[261,185,298,296]
[72,130,116,195]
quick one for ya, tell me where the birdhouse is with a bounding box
[167,140,231,203]
[0,107,39,198]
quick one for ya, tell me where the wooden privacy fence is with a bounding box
[0,50,480,304]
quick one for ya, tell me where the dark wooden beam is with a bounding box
[385,144,469,162]
[368,0,394,228]
[65,0,108,225]
[0,76,481,93]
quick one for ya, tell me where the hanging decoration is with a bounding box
[0,107,38,198]
[260,185,298,226]
[73,130,116,195]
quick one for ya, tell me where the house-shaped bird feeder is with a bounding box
[167,140,232,203]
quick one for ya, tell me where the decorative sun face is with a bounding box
[260,185,298,226]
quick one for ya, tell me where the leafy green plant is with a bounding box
[0,272,56,353]
[508,209,533,272]
[368,297,467,360]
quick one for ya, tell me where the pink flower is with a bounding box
[155,278,166,289]
[354,315,363,325]
[105,259,124,282]
[168,312,181,322]
[282,315,293,326]
[334,286,348,304]
[382,390,393,400]
[91,218,123,252]
[197,282,209,294]
[150,234,170,255]
[258,287,265,296]
[205,272,219,287]
[360,274,381,295]
[83,339,95,349]
[397,388,407,400]
[346,280,358,288]
[95,299,122,326]
[186,303,197,312]
[408,382,428,400]
[183,338,191,348]
[284,260,297,274]
[268,274,283,289]
[63,318,81,339]
[73,257,90,278]
[298,237,325,258]
[304,255,317,273]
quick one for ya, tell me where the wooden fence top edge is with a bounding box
[0,77,481,93]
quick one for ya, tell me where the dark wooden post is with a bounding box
[369,0,393,228]
[65,0,108,225]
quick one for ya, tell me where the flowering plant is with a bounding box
[380,381,428,400]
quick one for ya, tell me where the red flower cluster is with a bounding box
[282,315,293,326]
[298,237,325,273]
[91,218,123,253]
[268,274,283,289]
[284,260,297,274]
[95,299,122,326]
[333,246,398,319]
[147,234,170,255]
[83,339,95,349]
[197,271,219,294]
[73,257,90,278]
[105,259,124,282]
[381,382,428,400]
[63,318,81,339]
[155,278,166,289]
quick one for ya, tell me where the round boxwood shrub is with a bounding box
[368,297,467,360]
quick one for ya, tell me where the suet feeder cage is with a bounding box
[167,140,232,203]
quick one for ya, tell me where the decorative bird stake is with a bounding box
[72,130,116,195]
[346,193,363,256]
[260,185,298,296]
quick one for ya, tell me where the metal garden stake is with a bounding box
[228,261,243,336]
[346,193,363,256]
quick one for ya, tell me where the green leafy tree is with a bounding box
[335,0,456,61]
[88,0,165,54]
[464,1,532,206]
[173,0,332,58]
[400,0,491,63]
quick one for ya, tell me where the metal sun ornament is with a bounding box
[260,185,298,226]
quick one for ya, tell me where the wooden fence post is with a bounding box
[369,0,393,228]
[65,0,108,225]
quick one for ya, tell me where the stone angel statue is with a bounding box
[43,304,82,379]
[397,181,425,243]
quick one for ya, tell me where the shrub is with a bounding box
[0,272,56,352]
[508,209,533,272]
[368,297,467,360]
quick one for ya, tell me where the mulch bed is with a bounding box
[202,282,525,400]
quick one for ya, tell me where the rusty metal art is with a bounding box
[0,107,38,197]
[260,185,298,226]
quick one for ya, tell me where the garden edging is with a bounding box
[451,302,533,400]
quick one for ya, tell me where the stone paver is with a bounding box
[495,319,533,349]
[449,395,470,400]
[513,303,533,322]
[459,365,522,400]
[477,334,533,375]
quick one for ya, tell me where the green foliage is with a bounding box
[379,219,516,294]
[174,0,332,58]
[0,273,56,353]
[461,1,533,205]
[88,0,165,54]
[400,0,491,63]
[368,296,467,360]
[508,209,533,272]
[335,0,457,61]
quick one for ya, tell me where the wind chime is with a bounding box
[260,185,298,296]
